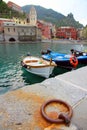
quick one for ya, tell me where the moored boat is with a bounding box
[21,55,56,78]
[41,49,78,70]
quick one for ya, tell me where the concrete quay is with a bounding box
[0,66,87,130]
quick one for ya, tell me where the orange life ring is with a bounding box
[70,55,78,68]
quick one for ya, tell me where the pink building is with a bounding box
[37,21,51,39]
[7,1,23,13]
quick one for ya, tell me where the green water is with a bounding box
[0,41,87,94]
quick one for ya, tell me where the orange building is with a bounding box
[56,26,77,40]
[7,1,23,13]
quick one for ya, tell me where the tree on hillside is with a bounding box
[0,0,26,19]
[0,0,10,18]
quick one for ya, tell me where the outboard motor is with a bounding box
[70,49,77,56]
[70,49,74,54]
[41,50,47,55]
[27,52,31,56]
[41,49,52,55]
[47,49,52,54]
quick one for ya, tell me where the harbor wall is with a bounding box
[0,66,87,129]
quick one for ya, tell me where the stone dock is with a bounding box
[0,66,87,130]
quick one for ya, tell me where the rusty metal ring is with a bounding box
[40,99,73,123]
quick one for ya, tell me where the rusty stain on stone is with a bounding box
[0,89,68,129]
[47,111,58,119]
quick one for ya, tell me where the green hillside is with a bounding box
[0,0,26,19]
[22,5,83,28]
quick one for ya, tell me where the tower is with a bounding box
[29,6,37,26]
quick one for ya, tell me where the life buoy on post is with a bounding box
[70,55,78,68]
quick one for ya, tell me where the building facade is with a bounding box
[0,5,57,42]
[37,21,51,39]
[0,18,14,41]
[0,5,42,42]
[3,22,41,42]
[3,22,18,42]
[0,18,14,29]
[56,26,77,40]
[18,25,41,41]
[7,1,23,13]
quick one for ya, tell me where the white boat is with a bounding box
[21,56,56,78]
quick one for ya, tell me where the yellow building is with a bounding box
[13,5,37,26]
[13,17,27,25]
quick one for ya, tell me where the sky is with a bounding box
[4,0,87,26]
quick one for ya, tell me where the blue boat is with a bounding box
[41,49,79,70]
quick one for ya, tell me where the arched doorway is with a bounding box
[9,38,16,42]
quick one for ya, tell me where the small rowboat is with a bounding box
[21,56,56,78]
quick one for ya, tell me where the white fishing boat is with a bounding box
[21,56,56,78]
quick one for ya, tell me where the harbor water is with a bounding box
[0,41,87,94]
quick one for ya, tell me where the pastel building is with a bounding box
[17,25,41,41]
[56,26,77,40]
[0,5,57,42]
[0,18,14,30]
[0,18,14,41]
[0,5,41,42]
[3,22,18,42]
[7,1,23,13]
[13,17,27,25]
[37,20,51,39]
[3,22,41,42]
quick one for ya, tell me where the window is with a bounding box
[14,28,15,32]
[22,29,24,32]
[8,28,10,32]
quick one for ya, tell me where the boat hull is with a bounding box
[42,52,78,70]
[23,66,54,78]
[54,60,74,70]
[21,56,56,78]
[77,56,87,64]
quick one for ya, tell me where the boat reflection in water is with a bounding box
[21,68,45,85]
